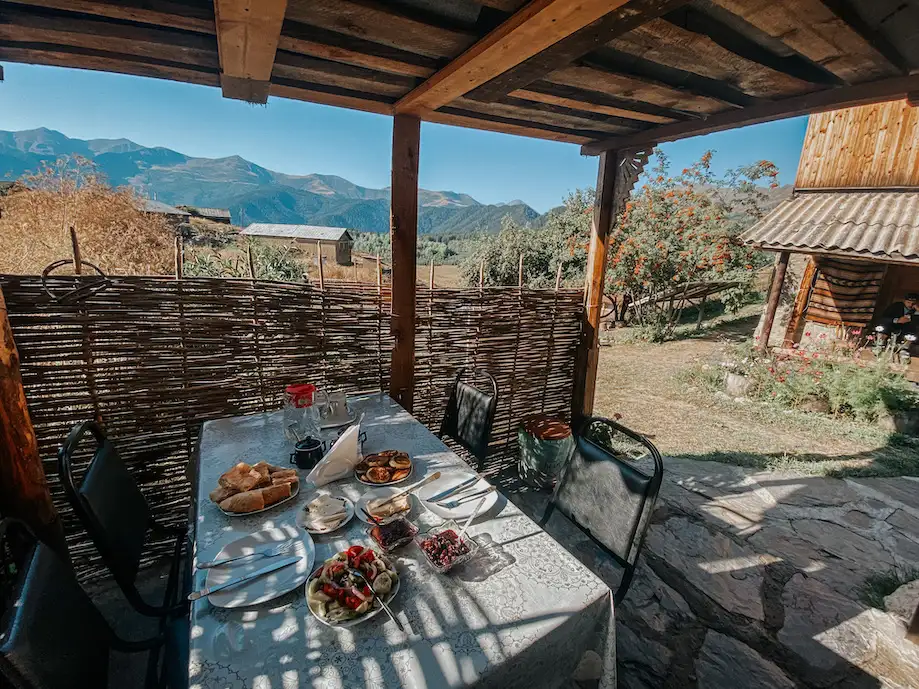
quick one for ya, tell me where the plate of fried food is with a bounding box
[354,450,413,486]
[209,461,300,516]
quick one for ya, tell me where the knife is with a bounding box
[441,487,496,509]
[428,475,480,503]
[188,555,302,601]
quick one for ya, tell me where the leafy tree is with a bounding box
[607,150,776,338]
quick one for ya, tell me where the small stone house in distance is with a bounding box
[178,206,232,224]
[241,223,353,265]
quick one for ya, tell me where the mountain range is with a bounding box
[0,128,542,234]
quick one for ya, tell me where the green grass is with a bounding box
[860,568,919,610]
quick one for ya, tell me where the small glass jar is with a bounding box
[368,516,418,553]
[284,383,319,442]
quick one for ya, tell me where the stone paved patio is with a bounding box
[508,458,919,689]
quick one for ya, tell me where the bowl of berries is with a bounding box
[369,516,418,553]
[415,520,480,574]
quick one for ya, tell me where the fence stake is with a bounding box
[518,254,524,288]
[429,258,435,289]
[69,226,82,274]
[174,236,184,279]
[316,240,325,290]
[555,263,563,291]
[376,255,382,289]
[247,244,256,279]
[478,260,485,289]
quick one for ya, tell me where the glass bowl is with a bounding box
[414,520,481,574]
[367,516,418,553]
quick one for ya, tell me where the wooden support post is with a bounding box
[783,258,817,348]
[316,241,325,289]
[429,258,435,289]
[376,255,383,289]
[695,295,707,331]
[69,226,82,274]
[0,287,66,555]
[572,148,650,422]
[174,236,184,279]
[518,254,524,288]
[389,115,421,411]
[759,251,790,353]
[247,244,256,279]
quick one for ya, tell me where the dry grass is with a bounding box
[0,158,174,276]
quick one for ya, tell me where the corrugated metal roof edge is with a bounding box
[750,243,919,265]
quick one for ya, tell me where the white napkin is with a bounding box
[306,417,363,487]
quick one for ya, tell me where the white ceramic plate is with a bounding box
[205,525,315,608]
[296,494,355,534]
[356,487,414,524]
[417,471,499,520]
[355,463,413,487]
[305,567,401,629]
[218,480,300,517]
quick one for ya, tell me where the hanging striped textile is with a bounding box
[805,257,886,327]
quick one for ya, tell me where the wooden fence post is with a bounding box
[0,286,67,556]
[174,236,184,278]
[518,254,524,288]
[247,244,256,279]
[572,148,650,423]
[389,114,420,411]
[69,226,82,274]
[316,241,325,290]
[429,258,435,289]
[759,251,790,353]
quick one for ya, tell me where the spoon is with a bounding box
[347,567,404,632]
[456,489,494,542]
[370,471,442,512]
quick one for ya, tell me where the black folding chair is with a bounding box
[58,421,187,619]
[0,518,186,689]
[438,368,498,471]
[540,416,663,604]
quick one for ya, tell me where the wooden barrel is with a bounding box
[517,414,574,489]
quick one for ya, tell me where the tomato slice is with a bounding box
[346,545,364,558]
[359,550,376,564]
[361,585,372,597]
[344,595,361,610]
[322,584,337,599]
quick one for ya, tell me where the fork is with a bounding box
[347,567,404,632]
[439,486,496,510]
[196,540,297,569]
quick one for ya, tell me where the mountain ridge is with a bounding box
[0,128,541,234]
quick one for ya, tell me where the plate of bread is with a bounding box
[354,450,413,486]
[209,461,301,516]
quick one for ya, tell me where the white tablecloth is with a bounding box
[189,393,615,689]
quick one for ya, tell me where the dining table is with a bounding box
[188,392,616,689]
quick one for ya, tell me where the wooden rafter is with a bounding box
[582,73,919,155]
[467,0,690,102]
[214,0,288,103]
[1,0,215,34]
[394,0,632,115]
[818,0,910,76]
[663,5,842,86]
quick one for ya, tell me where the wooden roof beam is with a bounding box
[663,4,843,86]
[2,0,214,34]
[818,0,910,76]
[394,0,633,115]
[214,0,287,103]
[468,0,691,103]
[582,73,919,154]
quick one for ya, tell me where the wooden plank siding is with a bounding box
[801,257,887,328]
[795,100,919,188]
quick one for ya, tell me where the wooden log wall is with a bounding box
[0,274,583,579]
[795,100,919,189]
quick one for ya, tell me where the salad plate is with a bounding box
[305,545,401,628]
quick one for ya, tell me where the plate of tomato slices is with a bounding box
[305,545,400,627]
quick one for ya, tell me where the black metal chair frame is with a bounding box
[0,518,172,689]
[540,416,663,605]
[58,421,187,619]
[438,367,498,471]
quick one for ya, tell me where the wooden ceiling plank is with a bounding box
[582,72,919,154]
[818,0,910,75]
[1,0,214,34]
[475,0,529,11]
[452,95,645,134]
[395,0,632,115]
[284,0,476,60]
[0,6,218,67]
[0,44,220,85]
[419,107,594,144]
[214,0,287,103]
[708,0,901,84]
[468,0,690,102]
[663,5,842,85]
[272,52,417,98]
[510,87,679,124]
[278,21,439,77]
[269,79,393,115]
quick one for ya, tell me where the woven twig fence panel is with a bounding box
[0,275,391,579]
[413,286,584,476]
[1,275,582,579]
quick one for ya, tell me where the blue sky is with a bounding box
[0,64,809,213]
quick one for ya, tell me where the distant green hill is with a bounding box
[0,128,543,234]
